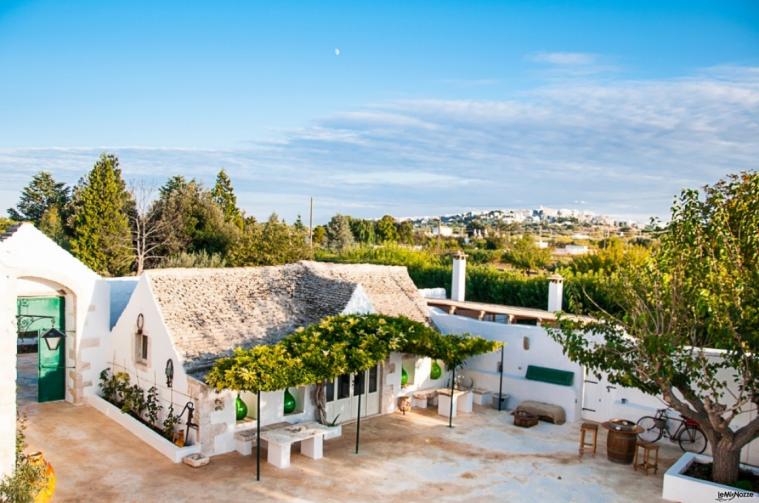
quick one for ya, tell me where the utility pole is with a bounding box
[309,197,314,248]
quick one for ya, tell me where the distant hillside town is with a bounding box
[404,206,641,240]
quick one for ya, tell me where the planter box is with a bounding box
[87,394,201,463]
[323,424,342,441]
[663,452,759,503]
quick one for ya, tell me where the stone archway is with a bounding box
[16,277,77,405]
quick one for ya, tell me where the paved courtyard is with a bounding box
[20,398,682,503]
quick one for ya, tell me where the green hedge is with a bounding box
[316,247,621,316]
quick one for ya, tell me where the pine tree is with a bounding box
[8,171,70,225]
[293,214,306,232]
[211,169,242,227]
[68,154,134,276]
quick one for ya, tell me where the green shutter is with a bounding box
[525,365,574,387]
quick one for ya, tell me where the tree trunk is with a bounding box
[711,439,741,486]
[314,381,328,424]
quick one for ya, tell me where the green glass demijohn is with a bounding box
[283,388,297,414]
[430,360,442,380]
[235,394,248,421]
[401,366,409,386]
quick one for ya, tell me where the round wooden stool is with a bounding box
[634,442,660,475]
[579,422,599,456]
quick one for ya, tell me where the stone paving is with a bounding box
[20,397,683,503]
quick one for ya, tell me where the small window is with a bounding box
[135,333,149,365]
[326,380,335,402]
[368,366,378,393]
[337,374,350,399]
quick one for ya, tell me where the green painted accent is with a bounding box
[401,367,408,386]
[17,297,66,402]
[430,361,442,380]
[283,388,296,414]
[525,365,574,387]
[235,394,248,420]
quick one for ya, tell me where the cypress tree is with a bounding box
[69,153,134,276]
[211,169,242,227]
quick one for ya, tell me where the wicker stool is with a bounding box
[634,442,659,475]
[579,422,598,456]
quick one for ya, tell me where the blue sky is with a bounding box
[1,1,757,223]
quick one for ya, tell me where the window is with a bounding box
[326,380,335,402]
[337,374,350,399]
[354,372,365,396]
[135,333,149,365]
[368,366,378,393]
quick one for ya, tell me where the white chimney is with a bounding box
[547,273,563,312]
[451,251,467,302]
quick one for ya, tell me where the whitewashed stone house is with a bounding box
[104,262,450,458]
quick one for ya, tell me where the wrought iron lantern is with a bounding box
[165,359,174,388]
[41,328,65,351]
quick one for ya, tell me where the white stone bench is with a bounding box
[436,388,473,418]
[259,423,328,469]
[472,387,492,406]
[233,429,258,456]
[412,389,437,408]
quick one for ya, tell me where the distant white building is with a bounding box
[553,245,589,256]
[430,225,454,237]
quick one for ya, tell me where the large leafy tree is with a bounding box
[397,220,414,245]
[549,172,759,485]
[375,215,398,243]
[228,213,311,266]
[68,154,134,276]
[350,218,375,244]
[503,234,551,271]
[152,176,239,259]
[8,171,70,225]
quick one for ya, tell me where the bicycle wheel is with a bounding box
[637,416,662,443]
[678,426,707,454]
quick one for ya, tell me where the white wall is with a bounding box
[431,308,758,464]
[432,309,583,421]
[0,264,16,478]
[0,224,108,404]
[107,275,198,443]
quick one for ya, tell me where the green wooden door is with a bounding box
[17,297,66,402]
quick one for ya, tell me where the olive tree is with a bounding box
[549,172,758,485]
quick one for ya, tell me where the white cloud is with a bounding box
[530,52,598,65]
[2,66,757,222]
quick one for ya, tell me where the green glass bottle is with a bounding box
[235,394,248,421]
[284,388,297,414]
[430,360,442,380]
[401,367,409,386]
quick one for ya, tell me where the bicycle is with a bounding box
[636,408,708,454]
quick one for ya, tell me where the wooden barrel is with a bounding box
[605,420,639,464]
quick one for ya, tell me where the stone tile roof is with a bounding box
[144,261,429,376]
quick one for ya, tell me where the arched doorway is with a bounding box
[17,295,66,403]
[15,277,75,405]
